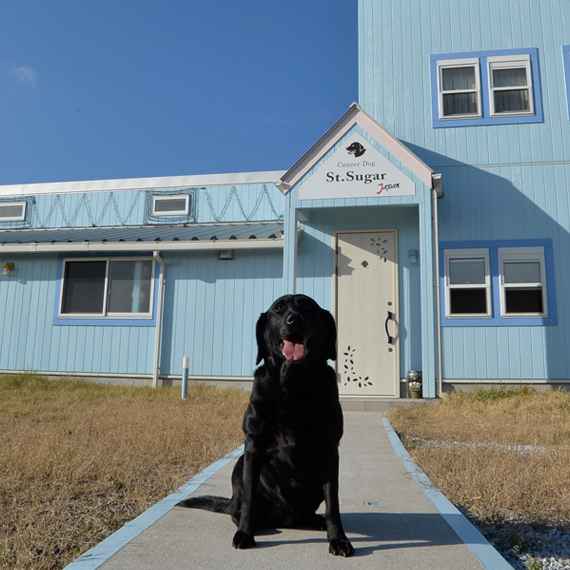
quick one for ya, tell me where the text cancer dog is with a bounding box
[177,294,354,557]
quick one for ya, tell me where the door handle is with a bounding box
[385,311,395,345]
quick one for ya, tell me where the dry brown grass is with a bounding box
[0,374,250,570]
[387,387,570,530]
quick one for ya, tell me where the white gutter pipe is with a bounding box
[0,238,283,254]
[152,251,166,389]
[432,174,443,397]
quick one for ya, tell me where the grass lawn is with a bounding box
[4,377,569,569]
[0,375,250,570]
[387,387,570,544]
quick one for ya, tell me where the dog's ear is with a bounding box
[255,312,268,365]
[321,309,337,361]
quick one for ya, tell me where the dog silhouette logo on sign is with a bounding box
[346,142,366,158]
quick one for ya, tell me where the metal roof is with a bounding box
[0,221,284,253]
[0,170,287,197]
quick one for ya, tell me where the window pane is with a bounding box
[442,66,476,90]
[450,289,488,314]
[154,198,187,213]
[0,204,25,219]
[449,259,486,284]
[493,68,528,88]
[504,261,541,284]
[493,89,530,113]
[443,93,478,116]
[108,260,152,313]
[505,288,543,314]
[62,261,106,314]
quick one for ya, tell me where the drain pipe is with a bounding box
[152,251,166,389]
[432,174,444,397]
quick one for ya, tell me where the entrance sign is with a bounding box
[298,133,415,200]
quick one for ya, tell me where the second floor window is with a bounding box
[439,59,481,119]
[431,48,542,127]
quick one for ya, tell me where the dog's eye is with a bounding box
[274,303,285,313]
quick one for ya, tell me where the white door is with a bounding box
[336,230,399,397]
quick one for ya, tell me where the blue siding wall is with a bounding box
[438,163,570,380]
[0,254,155,375]
[0,182,285,379]
[359,0,570,166]
[160,249,283,378]
[360,0,570,381]
[0,184,285,229]
[283,121,437,391]
[296,206,423,376]
[0,248,283,378]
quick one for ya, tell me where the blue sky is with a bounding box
[0,1,358,185]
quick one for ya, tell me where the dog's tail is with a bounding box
[176,495,231,514]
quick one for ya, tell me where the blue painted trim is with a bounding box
[383,418,513,570]
[563,46,570,119]
[63,445,244,570]
[431,48,543,128]
[439,239,557,327]
[53,253,159,327]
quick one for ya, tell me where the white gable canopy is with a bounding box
[277,103,434,196]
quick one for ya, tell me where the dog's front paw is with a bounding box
[329,537,355,557]
[232,530,256,549]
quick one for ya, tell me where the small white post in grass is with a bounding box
[181,356,190,400]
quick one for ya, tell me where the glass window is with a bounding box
[61,261,107,314]
[442,243,555,326]
[438,59,481,119]
[449,259,486,284]
[499,249,546,317]
[488,55,533,116]
[108,260,153,314]
[445,250,491,317]
[60,258,154,318]
[432,49,541,127]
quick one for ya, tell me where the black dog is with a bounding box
[177,294,354,557]
[346,141,366,158]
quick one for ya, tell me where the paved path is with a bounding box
[66,412,512,570]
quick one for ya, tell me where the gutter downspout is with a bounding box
[432,174,443,397]
[152,251,166,389]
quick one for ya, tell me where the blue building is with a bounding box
[2,0,570,402]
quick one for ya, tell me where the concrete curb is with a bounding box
[382,417,513,570]
[63,445,244,570]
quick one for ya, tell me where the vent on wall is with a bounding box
[0,202,27,221]
[151,195,190,216]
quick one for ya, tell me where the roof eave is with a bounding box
[0,238,284,254]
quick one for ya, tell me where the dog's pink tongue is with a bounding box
[282,340,307,361]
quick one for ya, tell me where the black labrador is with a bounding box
[177,294,354,557]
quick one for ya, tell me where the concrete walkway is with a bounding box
[66,412,512,570]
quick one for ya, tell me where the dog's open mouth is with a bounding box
[281,339,308,361]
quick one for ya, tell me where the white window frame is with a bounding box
[437,58,482,120]
[488,54,534,117]
[0,201,27,221]
[444,249,492,318]
[59,257,155,319]
[498,247,547,318]
[151,194,190,216]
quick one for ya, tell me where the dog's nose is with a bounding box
[286,312,304,326]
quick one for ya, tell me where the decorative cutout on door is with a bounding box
[370,237,389,263]
[342,346,373,388]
